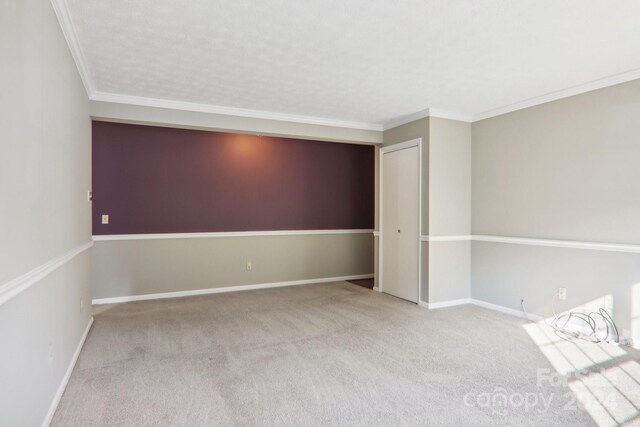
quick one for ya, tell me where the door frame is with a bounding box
[378,138,423,303]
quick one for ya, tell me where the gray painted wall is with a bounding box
[428,241,470,303]
[0,253,91,426]
[427,118,472,304]
[472,79,640,340]
[428,118,471,236]
[91,101,383,145]
[471,241,640,340]
[383,118,430,146]
[92,234,373,299]
[0,0,91,424]
[473,79,640,244]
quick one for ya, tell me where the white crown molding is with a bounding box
[382,69,640,128]
[0,242,93,306]
[91,91,384,131]
[42,317,94,427]
[473,68,640,122]
[52,0,384,133]
[50,0,94,96]
[92,229,374,241]
[92,274,374,304]
[51,0,640,133]
[427,108,473,123]
[381,108,473,131]
[381,109,430,131]
[472,234,640,253]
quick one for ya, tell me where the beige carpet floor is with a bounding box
[52,282,639,426]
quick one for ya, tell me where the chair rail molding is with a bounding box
[0,242,93,306]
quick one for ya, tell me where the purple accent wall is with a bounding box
[92,121,374,235]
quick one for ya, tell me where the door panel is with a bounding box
[382,145,419,303]
[382,151,399,299]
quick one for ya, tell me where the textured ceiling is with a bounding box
[64,0,640,126]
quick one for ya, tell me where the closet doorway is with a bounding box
[380,139,421,303]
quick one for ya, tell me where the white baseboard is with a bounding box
[420,298,471,309]
[434,298,471,309]
[415,297,544,321]
[92,274,374,305]
[470,299,544,321]
[42,316,93,427]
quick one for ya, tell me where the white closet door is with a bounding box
[382,145,419,303]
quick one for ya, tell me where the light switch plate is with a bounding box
[102,214,109,225]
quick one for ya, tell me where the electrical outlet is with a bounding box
[101,214,109,225]
[246,261,252,271]
[558,288,567,300]
[87,190,93,201]
[619,337,635,347]
[620,329,635,347]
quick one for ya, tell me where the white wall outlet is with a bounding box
[246,261,252,271]
[101,214,109,224]
[87,190,93,202]
[558,288,567,300]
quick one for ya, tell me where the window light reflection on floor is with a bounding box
[523,294,640,426]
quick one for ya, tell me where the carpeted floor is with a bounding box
[52,282,639,426]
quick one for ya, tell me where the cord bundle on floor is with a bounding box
[549,293,619,344]
[520,294,621,345]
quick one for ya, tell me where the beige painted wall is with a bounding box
[92,234,374,300]
[91,101,382,145]
[427,118,471,304]
[383,118,430,147]
[0,0,92,424]
[473,79,640,244]
[1,3,91,284]
[472,242,640,338]
[0,252,91,426]
[428,241,470,303]
[472,78,640,337]
[428,118,471,236]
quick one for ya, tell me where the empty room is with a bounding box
[3,0,640,426]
